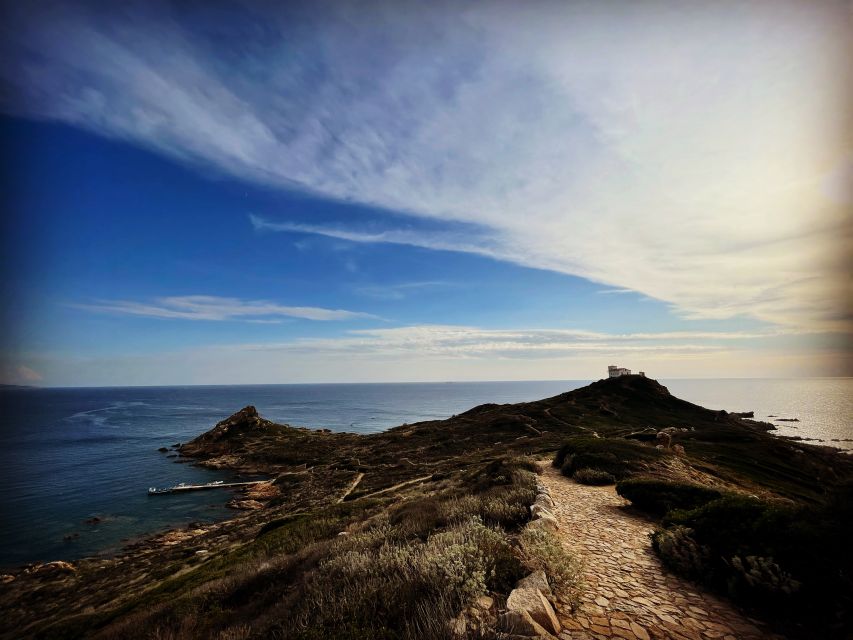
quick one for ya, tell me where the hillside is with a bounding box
[181,375,849,504]
[1,376,850,639]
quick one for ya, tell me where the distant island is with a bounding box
[2,376,850,639]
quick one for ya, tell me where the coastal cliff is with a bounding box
[1,376,850,639]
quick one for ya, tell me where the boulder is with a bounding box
[35,561,76,575]
[672,444,686,456]
[534,493,554,508]
[530,503,553,519]
[226,499,264,510]
[656,431,673,448]
[507,586,561,635]
[527,513,558,533]
[516,570,553,599]
[499,610,556,639]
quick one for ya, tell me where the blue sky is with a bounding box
[0,1,850,385]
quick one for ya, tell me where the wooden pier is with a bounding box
[148,480,269,495]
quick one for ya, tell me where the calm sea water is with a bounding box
[0,378,849,567]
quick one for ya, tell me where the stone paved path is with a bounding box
[539,464,785,640]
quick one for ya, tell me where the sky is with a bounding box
[0,0,851,386]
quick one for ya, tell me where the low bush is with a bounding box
[284,517,513,639]
[389,497,448,539]
[650,525,711,580]
[616,478,722,516]
[652,486,853,638]
[572,468,616,485]
[554,436,664,480]
[519,526,583,608]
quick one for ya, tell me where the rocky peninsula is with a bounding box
[1,376,850,639]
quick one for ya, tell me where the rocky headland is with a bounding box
[1,376,850,639]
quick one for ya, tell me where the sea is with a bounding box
[0,378,850,568]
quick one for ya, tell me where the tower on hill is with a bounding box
[607,365,644,378]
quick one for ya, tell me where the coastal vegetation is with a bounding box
[550,378,853,638]
[569,468,616,486]
[2,375,850,639]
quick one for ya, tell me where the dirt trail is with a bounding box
[336,472,365,503]
[538,464,784,640]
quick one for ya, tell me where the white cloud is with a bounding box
[228,324,773,360]
[72,295,376,322]
[21,323,849,386]
[3,1,851,331]
[353,281,454,300]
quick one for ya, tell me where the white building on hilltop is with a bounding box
[607,365,647,378]
[608,365,631,377]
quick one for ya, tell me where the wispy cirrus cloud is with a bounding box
[13,322,852,386]
[212,324,776,361]
[2,1,851,332]
[327,325,775,358]
[596,288,636,296]
[353,281,455,301]
[72,295,376,322]
[249,216,500,260]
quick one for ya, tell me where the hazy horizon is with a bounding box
[5,374,852,391]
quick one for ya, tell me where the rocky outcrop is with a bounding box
[506,582,561,635]
[244,481,280,500]
[516,570,552,598]
[227,498,264,510]
[30,561,76,576]
[498,609,555,638]
[180,406,278,458]
[501,481,563,638]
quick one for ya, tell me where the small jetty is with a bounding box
[148,480,268,495]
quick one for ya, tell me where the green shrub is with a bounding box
[662,494,786,552]
[616,478,722,516]
[468,457,536,492]
[651,525,711,579]
[390,497,448,539]
[572,468,616,485]
[728,555,801,596]
[519,526,582,607]
[554,436,664,480]
[652,489,853,636]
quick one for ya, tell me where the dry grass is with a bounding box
[86,457,568,640]
[519,525,584,608]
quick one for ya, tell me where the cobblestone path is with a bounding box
[539,464,784,640]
